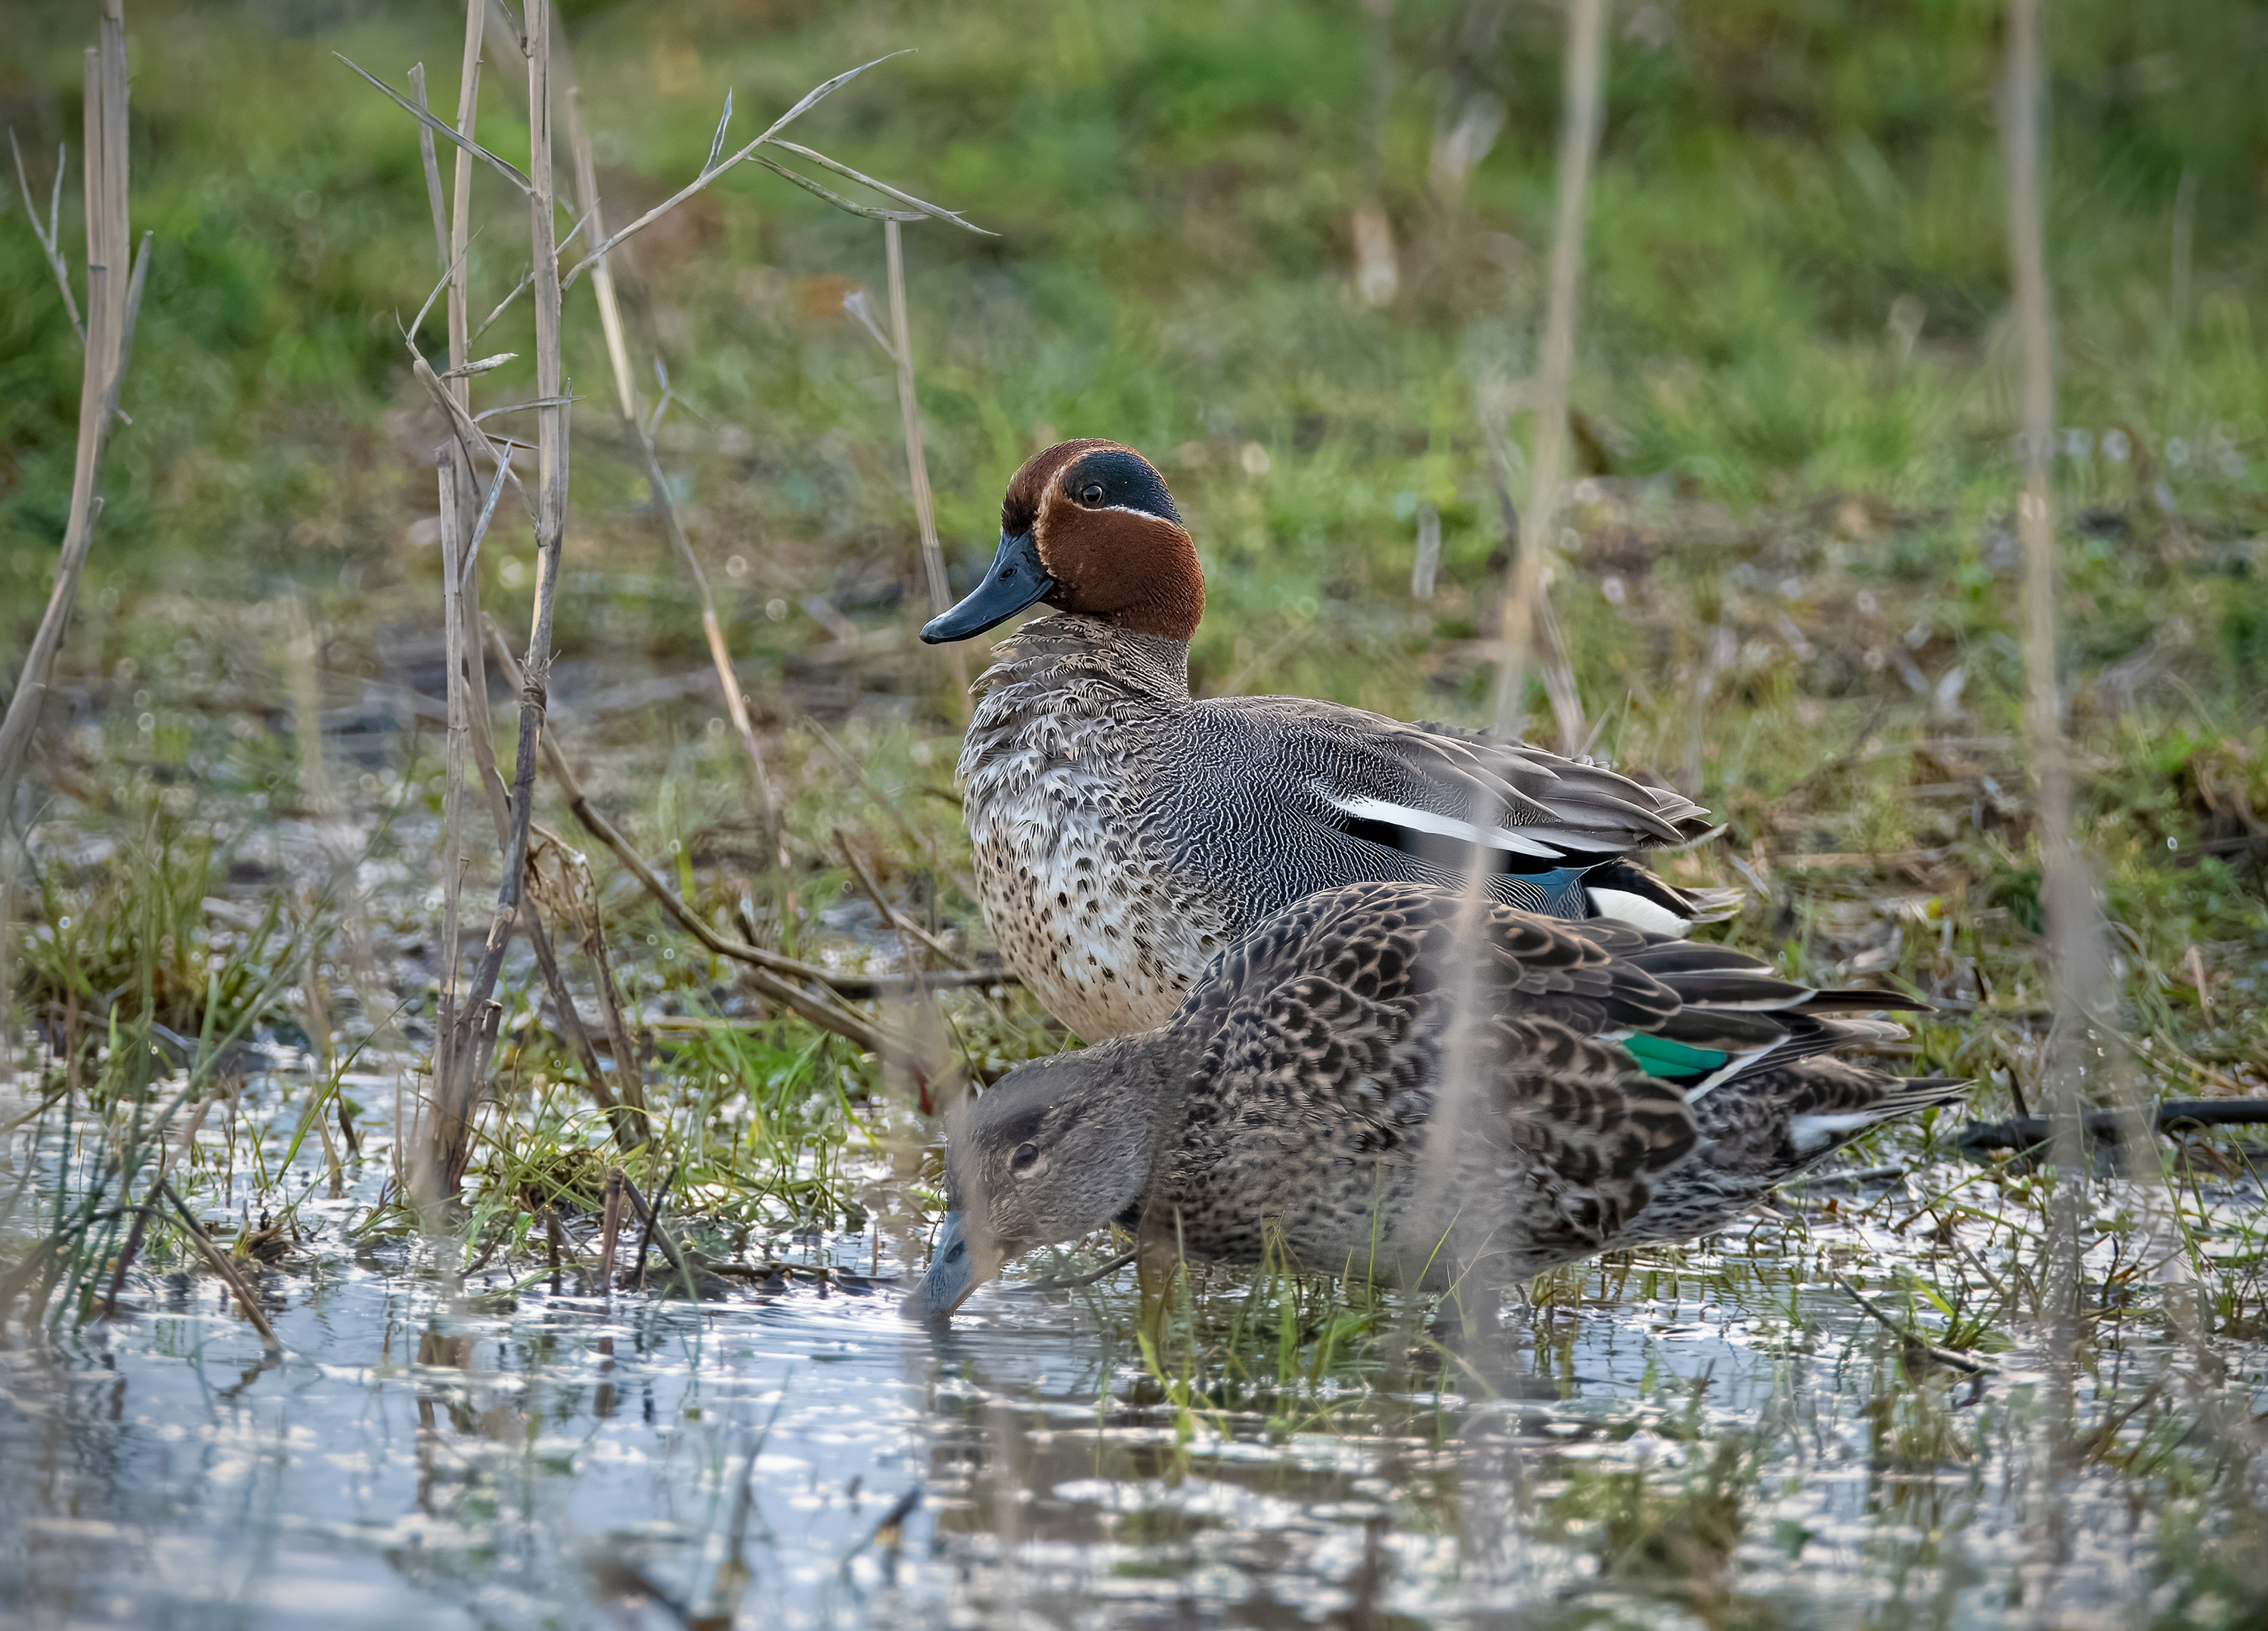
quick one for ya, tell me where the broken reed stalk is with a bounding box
[885,218,971,721]
[428,450,473,1206]
[597,1167,624,1295]
[1486,0,1603,747]
[482,618,891,1056]
[562,83,783,860]
[0,0,151,815]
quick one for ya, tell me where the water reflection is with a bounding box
[0,1226,2249,1628]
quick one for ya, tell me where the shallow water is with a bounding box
[3,710,2263,1628]
[4,1148,2258,1629]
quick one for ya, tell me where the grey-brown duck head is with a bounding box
[903,1035,1168,1321]
[919,439,1204,645]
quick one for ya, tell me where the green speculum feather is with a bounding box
[1619,1034,1730,1081]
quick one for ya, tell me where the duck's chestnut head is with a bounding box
[920,439,1204,644]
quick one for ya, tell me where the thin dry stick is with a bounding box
[562,83,782,856]
[528,825,647,1140]
[1486,0,1603,744]
[482,619,891,1055]
[446,0,482,392]
[99,1196,150,1319]
[8,132,84,343]
[160,1181,283,1354]
[0,1,150,812]
[552,51,990,293]
[835,828,965,970]
[885,218,971,720]
[1831,1274,1997,1376]
[633,1162,674,1289]
[618,1171,700,1301]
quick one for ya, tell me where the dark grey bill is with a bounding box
[899,1209,978,1321]
[919,531,1053,643]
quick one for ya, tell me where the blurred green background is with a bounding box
[0,0,2262,723]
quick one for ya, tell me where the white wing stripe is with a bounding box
[1585,887,1692,938]
[1325,794,1576,860]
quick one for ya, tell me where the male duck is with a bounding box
[905,882,1962,1318]
[922,438,1727,1041]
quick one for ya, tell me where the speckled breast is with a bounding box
[966,763,1231,1041]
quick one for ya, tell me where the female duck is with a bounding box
[905,881,1961,1318]
[922,439,1724,1040]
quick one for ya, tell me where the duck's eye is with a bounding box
[1079,482,1105,507]
[1010,1141,1043,1173]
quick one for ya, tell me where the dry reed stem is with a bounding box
[2003,0,2110,1382]
[0,0,149,812]
[1477,441,1585,751]
[414,9,612,1159]
[447,1,482,388]
[429,449,473,1202]
[1411,0,1609,1329]
[480,619,893,1057]
[438,0,569,1190]
[1486,0,1603,746]
[885,219,971,720]
[2006,2,2230,1450]
[632,1162,672,1289]
[561,82,782,856]
[618,1171,702,1300]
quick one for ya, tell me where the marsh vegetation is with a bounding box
[2,0,2266,1625]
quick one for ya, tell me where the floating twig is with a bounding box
[1830,1272,1995,1376]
